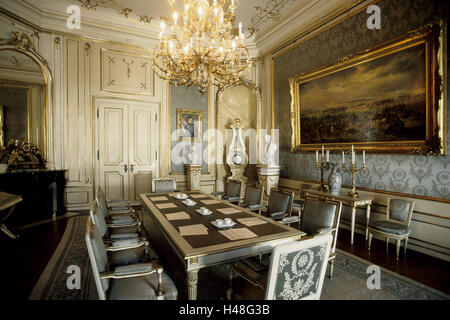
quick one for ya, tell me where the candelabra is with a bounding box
[315,155,330,192]
[342,147,366,198]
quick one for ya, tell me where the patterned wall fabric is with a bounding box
[274,0,450,200]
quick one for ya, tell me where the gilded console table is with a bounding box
[304,189,374,245]
[141,191,305,300]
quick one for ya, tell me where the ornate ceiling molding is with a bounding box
[247,0,297,36]
[78,0,156,25]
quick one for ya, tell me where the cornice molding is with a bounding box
[257,0,371,58]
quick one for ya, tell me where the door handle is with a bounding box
[130,164,135,173]
[123,164,128,173]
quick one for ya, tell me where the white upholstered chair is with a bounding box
[227,234,333,300]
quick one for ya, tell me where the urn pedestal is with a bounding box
[185,164,202,191]
[257,165,281,204]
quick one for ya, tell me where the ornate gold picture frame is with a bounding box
[289,21,446,155]
[176,108,203,141]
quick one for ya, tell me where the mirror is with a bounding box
[0,49,46,155]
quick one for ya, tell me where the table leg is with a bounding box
[187,269,199,300]
[351,206,356,245]
[0,223,19,239]
[365,204,371,241]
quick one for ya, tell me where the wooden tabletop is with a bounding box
[0,192,23,211]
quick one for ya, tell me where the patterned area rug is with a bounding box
[320,249,449,300]
[29,216,97,300]
[30,216,449,300]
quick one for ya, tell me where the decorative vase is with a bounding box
[327,163,342,193]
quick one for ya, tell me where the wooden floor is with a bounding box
[0,214,448,299]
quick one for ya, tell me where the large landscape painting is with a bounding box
[298,43,426,145]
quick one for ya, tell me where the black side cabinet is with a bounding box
[0,170,66,227]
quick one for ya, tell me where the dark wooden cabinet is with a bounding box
[0,170,66,227]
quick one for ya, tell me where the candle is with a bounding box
[363,150,366,165]
[326,150,329,162]
[322,145,324,159]
[342,151,345,164]
[352,145,355,164]
[316,150,319,163]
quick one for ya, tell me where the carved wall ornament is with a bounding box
[6,30,35,52]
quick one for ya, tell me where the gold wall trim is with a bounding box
[280,176,450,206]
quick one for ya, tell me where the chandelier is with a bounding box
[152,0,252,91]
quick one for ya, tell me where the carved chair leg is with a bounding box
[156,268,164,299]
[227,264,233,301]
[386,237,389,251]
[395,239,401,261]
[368,232,373,251]
[404,237,409,255]
[328,260,335,279]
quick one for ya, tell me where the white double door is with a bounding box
[96,100,158,204]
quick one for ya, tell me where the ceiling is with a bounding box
[3,0,362,56]
[25,0,324,41]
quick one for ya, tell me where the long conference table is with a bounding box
[140,191,305,300]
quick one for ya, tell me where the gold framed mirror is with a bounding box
[0,31,53,165]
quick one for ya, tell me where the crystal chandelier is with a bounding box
[152,0,251,91]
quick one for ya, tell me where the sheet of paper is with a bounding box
[201,199,221,205]
[190,194,209,199]
[219,228,258,241]
[149,196,169,201]
[236,217,268,227]
[165,211,191,221]
[217,207,242,215]
[155,203,178,209]
[179,224,209,236]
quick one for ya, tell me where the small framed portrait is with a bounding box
[177,108,203,141]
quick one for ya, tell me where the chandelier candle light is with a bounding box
[342,145,366,198]
[153,0,252,91]
[315,145,330,192]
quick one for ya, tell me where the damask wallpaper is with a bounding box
[274,0,450,200]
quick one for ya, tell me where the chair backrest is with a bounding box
[387,198,415,226]
[95,188,109,213]
[89,200,109,237]
[243,184,264,206]
[152,178,177,193]
[265,234,333,300]
[299,184,312,199]
[97,186,106,202]
[267,188,293,216]
[225,179,242,198]
[85,217,110,300]
[300,197,342,255]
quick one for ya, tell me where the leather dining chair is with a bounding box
[368,198,415,261]
[262,188,297,226]
[300,196,342,278]
[85,217,178,300]
[212,179,243,204]
[240,184,264,214]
